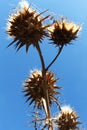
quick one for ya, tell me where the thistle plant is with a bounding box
[55,106,81,130]
[23,70,60,109]
[6,0,82,130]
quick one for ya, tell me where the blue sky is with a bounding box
[0,0,87,130]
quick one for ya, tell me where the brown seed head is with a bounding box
[55,106,81,130]
[48,18,81,47]
[23,70,61,109]
[7,1,49,52]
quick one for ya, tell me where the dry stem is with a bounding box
[36,43,53,130]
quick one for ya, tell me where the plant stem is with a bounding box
[36,44,45,72]
[36,44,53,130]
[46,45,64,71]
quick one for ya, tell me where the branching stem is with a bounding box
[46,45,64,71]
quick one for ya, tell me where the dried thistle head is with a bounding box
[55,106,81,130]
[23,70,61,109]
[7,0,50,52]
[48,18,81,47]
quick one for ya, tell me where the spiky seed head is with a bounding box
[55,105,81,130]
[23,70,61,109]
[48,18,81,47]
[7,0,50,52]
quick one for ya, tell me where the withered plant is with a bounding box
[6,0,82,130]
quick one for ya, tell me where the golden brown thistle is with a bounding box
[48,18,81,47]
[23,70,61,109]
[55,106,81,130]
[6,1,50,52]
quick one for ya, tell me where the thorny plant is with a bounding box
[6,0,82,130]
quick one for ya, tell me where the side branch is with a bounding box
[46,45,64,71]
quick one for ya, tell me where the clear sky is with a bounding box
[0,0,87,130]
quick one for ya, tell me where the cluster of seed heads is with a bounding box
[7,1,81,52]
[6,0,82,129]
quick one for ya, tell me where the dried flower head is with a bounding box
[7,0,50,52]
[55,105,81,130]
[23,70,61,109]
[48,18,81,47]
